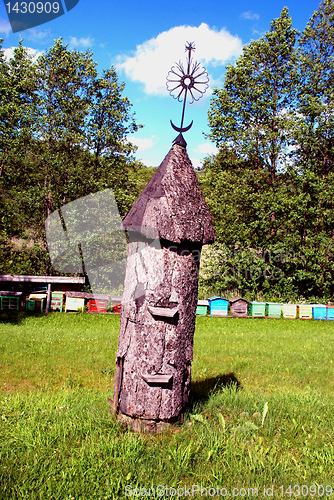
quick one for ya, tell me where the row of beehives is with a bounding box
[24,292,121,313]
[0,291,102,313]
[196,296,334,320]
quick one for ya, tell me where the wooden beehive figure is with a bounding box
[112,143,216,432]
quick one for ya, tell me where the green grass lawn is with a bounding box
[0,313,334,499]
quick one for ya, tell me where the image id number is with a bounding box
[5,2,60,14]
[279,485,333,497]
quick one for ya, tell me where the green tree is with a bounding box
[87,67,140,168]
[208,7,298,185]
[0,39,38,181]
[35,38,97,219]
[0,39,42,246]
[83,67,142,215]
[199,152,301,301]
[203,5,334,301]
[288,0,334,298]
[294,0,334,178]
[0,38,142,276]
[35,39,142,218]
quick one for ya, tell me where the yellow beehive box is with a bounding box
[282,304,297,319]
[298,304,313,319]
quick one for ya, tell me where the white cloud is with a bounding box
[27,47,44,59]
[3,47,14,60]
[3,46,43,61]
[131,136,157,152]
[241,11,260,20]
[190,157,203,169]
[140,159,157,167]
[252,29,266,36]
[69,36,94,49]
[26,28,50,42]
[116,23,243,96]
[194,142,218,155]
[0,18,11,36]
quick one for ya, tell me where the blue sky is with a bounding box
[0,0,321,169]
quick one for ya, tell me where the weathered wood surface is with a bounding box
[115,238,201,422]
[45,283,52,314]
[230,297,249,317]
[120,143,216,244]
[113,143,216,431]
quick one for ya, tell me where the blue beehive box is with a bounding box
[207,296,228,316]
[327,306,334,320]
[313,304,326,320]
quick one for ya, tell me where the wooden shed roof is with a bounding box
[0,274,85,284]
[65,291,110,300]
[121,143,216,245]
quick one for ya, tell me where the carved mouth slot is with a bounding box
[148,306,178,318]
[142,374,173,386]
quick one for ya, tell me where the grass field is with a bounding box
[0,312,334,499]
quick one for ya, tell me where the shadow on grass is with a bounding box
[0,311,24,324]
[189,372,242,409]
[0,311,45,324]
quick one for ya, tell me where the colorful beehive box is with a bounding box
[249,302,266,317]
[88,299,108,313]
[282,304,297,319]
[327,305,334,320]
[230,297,249,317]
[65,296,85,312]
[25,299,35,312]
[298,304,313,320]
[207,297,228,316]
[196,300,209,315]
[313,304,326,320]
[34,299,45,312]
[266,303,282,318]
[0,296,20,311]
[28,293,46,312]
[113,303,121,314]
[51,292,64,312]
[0,291,22,311]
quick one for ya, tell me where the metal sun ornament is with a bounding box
[166,42,209,145]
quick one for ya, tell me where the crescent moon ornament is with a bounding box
[170,119,193,133]
[166,42,209,145]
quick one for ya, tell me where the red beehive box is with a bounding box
[113,303,121,314]
[88,299,108,313]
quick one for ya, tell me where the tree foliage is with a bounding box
[294,0,334,178]
[202,2,334,302]
[0,38,144,276]
[208,8,298,184]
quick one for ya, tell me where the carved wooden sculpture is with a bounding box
[112,142,216,432]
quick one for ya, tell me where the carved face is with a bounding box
[116,237,202,421]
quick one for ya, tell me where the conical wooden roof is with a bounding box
[121,143,216,244]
